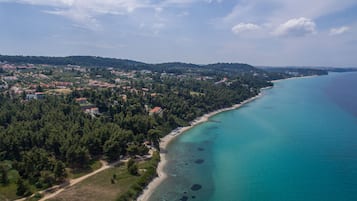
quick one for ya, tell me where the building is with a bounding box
[149,107,163,116]
[75,98,88,105]
[0,80,7,89]
[84,107,100,117]
[26,92,45,100]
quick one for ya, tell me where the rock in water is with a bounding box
[190,184,202,191]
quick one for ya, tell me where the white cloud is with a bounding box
[2,0,150,29]
[329,26,350,35]
[232,23,260,34]
[224,0,357,24]
[273,17,316,37]
[1,0,219,30]
[156,0,221,8]
[206,0,223,3]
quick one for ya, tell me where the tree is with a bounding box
[16,178,29,196]
[0,164,9,184]
[66,146,91,168]
[36,85,44,92]
[148,129,161,149]
[54,161,66,180]
[127,158,138,175]
[103,129,132,161]
[103,139,121,161]
[40,170,55,187]
[126,144,139,157]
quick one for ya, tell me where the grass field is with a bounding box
[48,153,159,201]
[48,162,138,201]
[0,160,102,201]
[0,167,21,201]
[190,91,205,96]
[46,89,72,95]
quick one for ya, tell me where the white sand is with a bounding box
[137,88,271,201]
[271,75,318,83]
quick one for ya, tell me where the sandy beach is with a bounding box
[137,87,271,201]
[271,75,318,83]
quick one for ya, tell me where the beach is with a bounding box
[137,88,270,201]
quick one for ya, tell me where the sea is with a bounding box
[148,72,357,201]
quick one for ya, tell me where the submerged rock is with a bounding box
[195,159,205,164]
[180,195,189,201]
[190,184,202,191]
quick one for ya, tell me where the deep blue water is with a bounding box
[148,72,357,201]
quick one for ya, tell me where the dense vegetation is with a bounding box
[0,55,258,72]
[0,54,331,199]
[0,55,147,70]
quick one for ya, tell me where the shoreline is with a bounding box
[137,86,271,201]
[271,75,318,83]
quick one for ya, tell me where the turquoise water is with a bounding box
[148,72,357,201]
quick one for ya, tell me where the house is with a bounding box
[35,92,45,99]
[3,76,18,81]
[121,94,127,102]
[75,98,88,105]
[0,80,7,89]
[53,81,73,89]
[149,107,163,116]
[84,107,100,117]
[26,94,36,100]
[26,92,45,100]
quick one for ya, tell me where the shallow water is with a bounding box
[148,72,357,201]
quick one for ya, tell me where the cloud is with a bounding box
[273,17,316,37]
[329,26,350,35]
[2,0,150,30]
[1,0,220,31]
[206,0,223,3]
[224,0,357,24]
[232,23,260,34]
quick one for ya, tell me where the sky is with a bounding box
[0,0,357,67]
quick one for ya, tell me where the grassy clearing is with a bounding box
[47,163,137,201]
[0,160,102,201]
[190,91,205,96]
[0,182,19,201]
[0,166,21,201]
[48,152,160,201]
[46,89,72,95]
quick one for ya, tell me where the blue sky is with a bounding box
[0,0,356,67]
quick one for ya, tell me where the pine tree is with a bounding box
[54,161,66,180]
[16,178,29,196]
[0,164,9,184]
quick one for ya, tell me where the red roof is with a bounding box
[76,98,87,102]
[150,107,162,113]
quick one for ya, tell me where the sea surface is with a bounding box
[148,72,357,201]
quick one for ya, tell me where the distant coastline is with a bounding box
[137,86,272,201]
[271,75,319,83]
